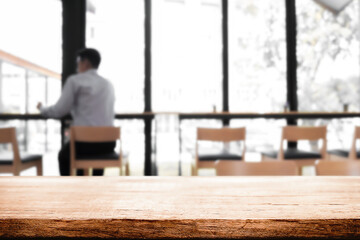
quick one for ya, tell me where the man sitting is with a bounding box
[38,48,115,176]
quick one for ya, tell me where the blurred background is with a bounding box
[0,0,359,176]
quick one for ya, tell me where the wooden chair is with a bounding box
[261,126,327,174]
[327,126,360,161]
[70,126,129,176]
[192,127,246,176]
[316,160,360,176]
[215,160,298,176]
[0,127,42,176]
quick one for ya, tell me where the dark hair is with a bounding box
[77,48,101,69]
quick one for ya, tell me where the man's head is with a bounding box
[76,48,101,73]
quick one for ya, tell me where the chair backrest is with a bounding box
[282,126,327,141]
[197,128,246,142]
[0,127,15,144]
[70,126,121,162]
[349,126,360,159]
[215,161,298,176]
[279,126,327,160]
[196,127,246,162]
[0,127,21,166]
[316,160,360,176]
[71,126,120,142]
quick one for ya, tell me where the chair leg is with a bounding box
[70,168,75,176]
[125,162,130,176]
[36,159,43,176]
[191,165,198,176]
[119,166,123,176]
[13,169,20,176]
[298,166,303,176]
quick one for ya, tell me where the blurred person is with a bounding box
[37,48,115,176]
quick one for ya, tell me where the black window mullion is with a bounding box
[222,0,229,126]
[285,0,298,148]
[61,0,86,146]
[144,0,154,176]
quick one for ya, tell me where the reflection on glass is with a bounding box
[297,0,360,112]
[229,0,286,113]
[86,0,145,113]
[152,0,222,112]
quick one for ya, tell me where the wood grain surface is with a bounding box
[1,177,360,239]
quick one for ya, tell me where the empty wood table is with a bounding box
[1,177,360,239]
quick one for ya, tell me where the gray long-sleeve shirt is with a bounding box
[40,69,115,126]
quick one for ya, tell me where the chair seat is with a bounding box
[0,153,42,165]
[198,150,242,161]
[76,152,119,160]
[327,149,360,158]
[262,148,321,160]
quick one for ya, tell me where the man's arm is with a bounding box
[39,77,76,118]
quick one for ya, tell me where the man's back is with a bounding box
[40,69,115,127]
[70,69,114,126]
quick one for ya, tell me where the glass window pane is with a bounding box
[297,1,360,150]
[152,0,222,112]
[0,0,61,114]
[47,119,61,152]
[297,0,360,112]
[28,73,46,114]
[47,77,61,107]
[27,120,46,153]
[86,0,145,113]
[1,63,26,113]
[115,120,145,176]
[229,0,286,112]
[0,0,61,73]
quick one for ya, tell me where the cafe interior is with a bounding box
[1,0,360,239]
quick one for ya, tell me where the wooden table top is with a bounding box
[1,177,360,239]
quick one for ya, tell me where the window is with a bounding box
[86,0,145,113]
[229,0,286,112]
[228,0,286,161]
[152,0,222,112]
[1,63,26,114]
[297,0,360,149]
[297,0,360,112]
[0,0,62,156]
[0,0,61,73]
[86,0,146,175]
